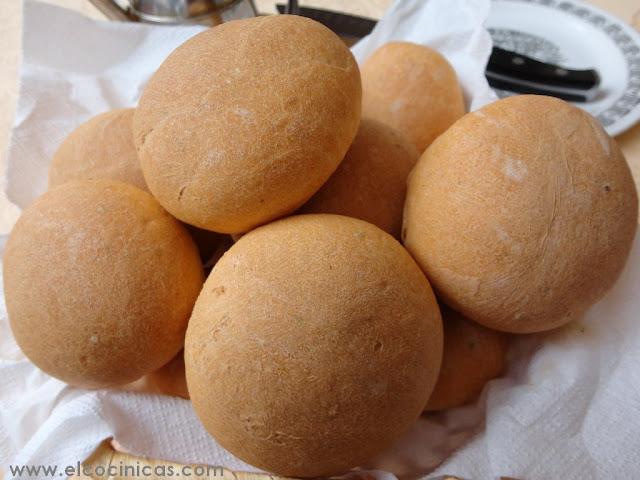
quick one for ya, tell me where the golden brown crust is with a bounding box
[361,42,465,153]
[426,306,508,411]
[403,95,638,333]
[300,118,419,238]
[134,15,361,234]
[185,214,443,477]
[3,180,204,388]
[49,109,146,191]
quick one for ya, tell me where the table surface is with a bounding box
[0,0,639,235]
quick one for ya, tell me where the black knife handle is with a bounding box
[486,74,589,102]
[487,47,600,91]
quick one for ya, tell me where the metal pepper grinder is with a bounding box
[89,0,257,25]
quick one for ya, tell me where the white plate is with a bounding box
[487,0,640,136]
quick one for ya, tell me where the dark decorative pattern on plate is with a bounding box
[489,28,565,64]
[490,0,640,127]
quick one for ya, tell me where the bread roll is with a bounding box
[134,15,361,234]
[147,350,189,399]
[426,306,508,411]
[3,180,204,388]
[403,95,638,333]
[49,109,145,191]
[185,214,442,477]
[361,42,465,153]
[300,118,419,237]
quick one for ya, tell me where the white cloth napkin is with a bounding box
[6,1,640,479]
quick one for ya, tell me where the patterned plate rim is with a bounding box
[490,0,640,136]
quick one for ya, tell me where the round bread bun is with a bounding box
[134,15,361,234]
[426,306,508,411]
[147,350,189,399]
[185,214,443,477]
[49,108,146,191]
[3,180,204,388]
[300,118,419,237]
[403,95,638,333]
[361,42,465,153]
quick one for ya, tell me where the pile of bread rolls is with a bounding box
[3,14,638,478]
